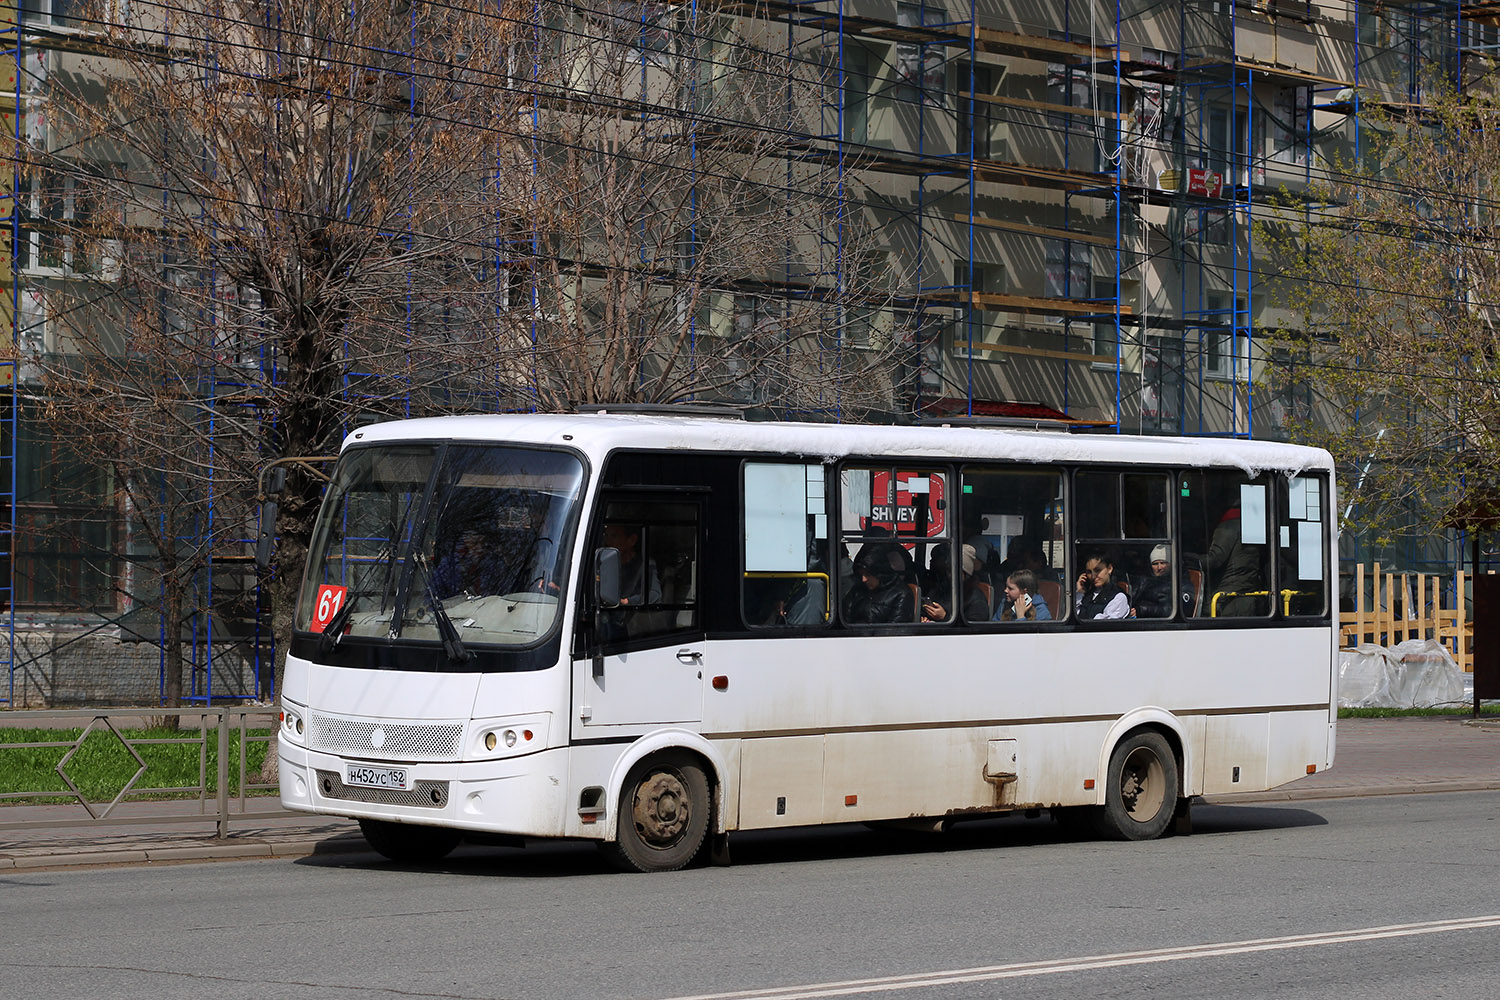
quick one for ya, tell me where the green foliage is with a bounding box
[0,726,272,805]
[1255,86,1500,543]
[1338,706,1499,718]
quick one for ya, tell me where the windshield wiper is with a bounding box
[426,586,472,664]
[411,552,471,663]
[318,593,359,653]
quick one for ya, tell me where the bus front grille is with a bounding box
[315,770,450,809]
[308,713,464,761]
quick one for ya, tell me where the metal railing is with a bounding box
[0,705,290,837]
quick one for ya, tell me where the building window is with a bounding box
[1045,242,1090,301]
[842,45,872,145]
[12,401,118,611]
[1272,87,1310,165]
[895,4,945,105]
[1142,335,1184,433]
[20,0,83,28]
[953,259,1000,353]
[1203,292,1250,380]
[956,63,997,159]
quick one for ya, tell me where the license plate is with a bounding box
[344,763,410,791]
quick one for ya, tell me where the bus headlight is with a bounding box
[483,729,518,750]
[280,705,306,745]
[473,716,548,759]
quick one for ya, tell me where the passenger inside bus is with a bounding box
[842,545,916,624]
[920,543,990,623]
[1075,550,1130,620]
[1128,544,1177,619]
[994,569,1052,621]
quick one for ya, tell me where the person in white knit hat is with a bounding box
[1129,543,1175,619]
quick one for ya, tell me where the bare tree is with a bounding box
[22,0,910,718]
[498,1,912,416]
[1258,87,1500,545]
[29,0,540,708]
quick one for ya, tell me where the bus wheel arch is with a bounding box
[609,751,710,872]
[603,731,727,871]
[1094,710,1189,804]
[1095,721,1183,842]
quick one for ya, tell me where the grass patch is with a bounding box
[0,726,273,805]
[1339,705,1500,718]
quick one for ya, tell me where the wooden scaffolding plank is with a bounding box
[954,213,1115,247]
[962,91,1125,121]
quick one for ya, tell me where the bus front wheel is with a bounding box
[358,818,463,864]
[1097,730,1179,841]
[611,753,710,873]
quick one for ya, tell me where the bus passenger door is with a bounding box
[573,495,705,731]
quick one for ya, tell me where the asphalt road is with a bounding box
[4,792,1499,1000]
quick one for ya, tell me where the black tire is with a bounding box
[358,818,463,863]
[1096,730,1179,841]
[610,753,710,873]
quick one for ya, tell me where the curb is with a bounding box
[0,834,371,871]
[1204,779,1500,805]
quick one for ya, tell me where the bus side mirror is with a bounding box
[595,547,622,608]
[255,501,279,570]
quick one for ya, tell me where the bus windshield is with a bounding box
[298,443,585,649]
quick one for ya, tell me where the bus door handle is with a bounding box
[676,648,703,664]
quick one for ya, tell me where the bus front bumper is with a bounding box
[278,741,572,839]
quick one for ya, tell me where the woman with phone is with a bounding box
[1075,551,1130,620]
[994,569,1051,621]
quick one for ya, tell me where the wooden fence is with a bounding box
[1338,563,1472,673]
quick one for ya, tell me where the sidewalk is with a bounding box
[2,715,1497,871]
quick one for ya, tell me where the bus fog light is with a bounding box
[484,731,497,751]
[295,718,304,735]
[504,729,518,748]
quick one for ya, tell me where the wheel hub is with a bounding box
[633,770,690,846]
[1120,747,1165,819]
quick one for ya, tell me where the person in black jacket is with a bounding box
[843,544,916,624]
[1130,544,1176,619]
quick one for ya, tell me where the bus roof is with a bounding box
[342,413,1334,476]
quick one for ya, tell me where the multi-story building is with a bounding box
[0,0,1485,703]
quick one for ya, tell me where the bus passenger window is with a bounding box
[837,466,947,625]
[960,466,1065,623]
[1278,474,1328,617]
[742,463,831,627]
[1073,470,1174,622]
[1179,472,1273,618]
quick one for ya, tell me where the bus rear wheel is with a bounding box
[358,818,463,864]
[1097,730,1179,841]
[611,753,710,873]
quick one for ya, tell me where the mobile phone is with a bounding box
[1022,593,1032,607]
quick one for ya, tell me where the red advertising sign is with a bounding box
[310,584,348,634]
[866,471,946,537]
[1186,168,1223,198]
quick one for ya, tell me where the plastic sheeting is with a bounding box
[1338,639,1467,709]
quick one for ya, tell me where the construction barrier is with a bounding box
[1339,563,1472,673]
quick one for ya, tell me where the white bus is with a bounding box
[277,411,1337,872]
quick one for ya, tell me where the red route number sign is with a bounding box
[310,584,349,633]
[866,471,945,537]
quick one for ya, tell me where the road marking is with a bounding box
[659,914,1500,1000]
